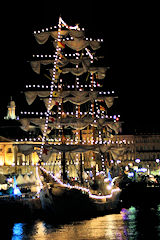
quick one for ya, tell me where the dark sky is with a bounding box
[0,2,160,133]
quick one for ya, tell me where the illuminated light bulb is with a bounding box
[117,160,121,164]
[135,159,140,163]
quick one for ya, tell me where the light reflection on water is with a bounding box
[9,204,160,240]
[12,223,24,240]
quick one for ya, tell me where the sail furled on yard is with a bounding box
[48,67,107,79]
[34,30,100,51]
[17,143,125,160]
[20,116,121,130]
[34,29,85,44]
[30,57,91,74]
[24,90,116,107]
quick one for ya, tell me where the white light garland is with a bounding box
[40,166,121,200]
[38,17,63,160]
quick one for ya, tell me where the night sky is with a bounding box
[0,2,159,134]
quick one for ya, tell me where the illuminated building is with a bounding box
[109,134,160,175]
[0,137,39,175]
[0,133,159,176]
[0,17,159,181]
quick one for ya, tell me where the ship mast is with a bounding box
[18,17,124,185]
[78,105,83,184]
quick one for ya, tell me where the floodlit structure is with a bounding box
[15,16,123,183]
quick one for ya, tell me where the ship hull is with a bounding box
[39,186,121,221]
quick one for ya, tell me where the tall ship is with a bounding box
[1,17,124,219]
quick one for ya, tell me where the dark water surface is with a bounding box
[2,204,160,240]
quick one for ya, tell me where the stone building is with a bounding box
[110,133,160,174]
[0,133,159,176]
[0,137,39,175]
[134,134,160,172]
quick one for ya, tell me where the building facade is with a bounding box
[0,134,160,176]
[110,134,160,174]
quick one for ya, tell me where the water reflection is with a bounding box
[9,204,160,240]
[121,206,138,239]
[29,214,126,240]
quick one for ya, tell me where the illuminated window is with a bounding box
[17,156,23,165]
[7,148,12,153]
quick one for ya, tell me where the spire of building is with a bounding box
[4,96,16,120]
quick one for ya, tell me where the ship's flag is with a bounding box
[58,41,65,49]
[56,66,62,72]
[49,117,55,122]
[43,148,49,155]
[41,148,52,162]
[100,105,105,111]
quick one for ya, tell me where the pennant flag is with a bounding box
[49,117,55,122]
[56,66,62,73]
[58,41,65,49]
[100,105,105,111]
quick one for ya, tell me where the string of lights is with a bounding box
[40,166,121,200]
[15,137,129,145]
[32,52,96,58]
[38,17,63,160]
[25,85,115,95]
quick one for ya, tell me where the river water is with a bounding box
[2,204,160,240]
